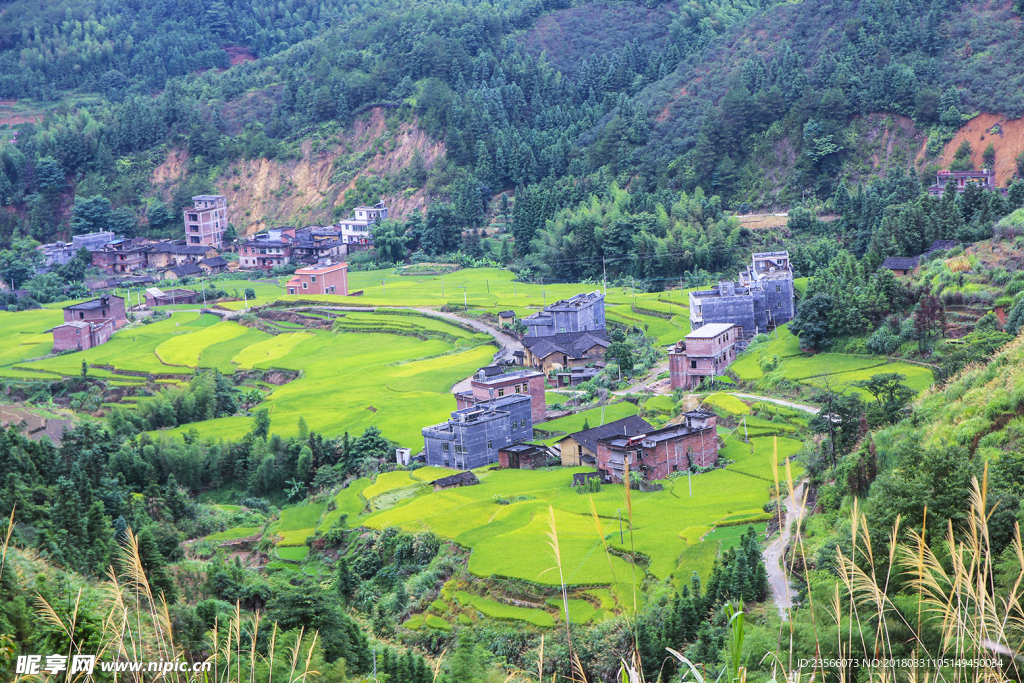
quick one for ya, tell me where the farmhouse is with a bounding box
[498,310,516,326]
[163,263,203,280]
[558,415,654,467]
[433,471,480,492]
[144,287,198,307]
[422,394,533,470]
[289,229,346,265]
[522,290,605,337]
[145,242,219,270]
[285,260,348,296]
[454,365,547,424]
[927,169,1005,196]
[668,323,742,390]
[239,228,295,269]
[521,330,609,373]
[595,410,718,482]
[38,231,115,268]
[52,319,115,352]
[880,256,919,278]
[498,443,553,469]
[91,239,149,274]
[63,295,126,329]
[689,252,795,338]
[53,294,126,352]
[184,195,229,247]
[198,256,229,274]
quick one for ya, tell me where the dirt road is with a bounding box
[763,482,806,620]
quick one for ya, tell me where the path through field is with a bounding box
[730,393,820,414]
[763,482,806,620]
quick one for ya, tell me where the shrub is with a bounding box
[866,328,900,355]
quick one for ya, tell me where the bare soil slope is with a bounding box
[939,113,1024,186]
[151,108,445,235]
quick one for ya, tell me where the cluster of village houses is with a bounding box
[420,251,798,487]
[40,195,388,351]
[36,195,385,292]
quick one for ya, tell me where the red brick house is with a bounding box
[454,365,547,425]
[52,319,115,352]
[63,295,127,329]
[595,410,718,482]
[668,323,742,390]
[285,260,348,295]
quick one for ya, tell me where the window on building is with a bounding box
[487,440,492,449]
[498,388,505,397]
[310,275,316,283]
[442,443,449,451]
[302,282,308,289]
[690,360,697,369]
[777,302,781,308]
[776,285,782,293]
[514,385,520,393]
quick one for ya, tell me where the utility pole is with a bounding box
[382,278,385,294]
[617,509,623,544]
[486,278,489,293]
[603,257,607,296]
[441,275,444,298]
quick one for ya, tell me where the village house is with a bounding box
[144,242,219,270]
[927,169,1006,196]
[522,291,605,337]
[144,287,198,307]
[498,310,516,326]
[289,228,347,265]
[595,410,718,482]
[336,202,388,250]
[285,260,348,296]
[52,320,115,352]
[668,323,742,390]
[63,295,126,328]
[557,415,654,467]
[91,238,149,274]
[38,231,116,269]
[432,471,480,492]
[880,256,919,278]
[198,256,229,274]
[521,330,609,373]
[163,263,203,280]
[422,394,533,470]
[497,443,553,469]
[454,365,547,425]
[184,195,229,247]
[554,366,600,388]
[238,228,294,269]
[52,294,127,352]
[689,251,795,338]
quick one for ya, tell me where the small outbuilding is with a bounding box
[498,310,516,326]
[498,443,551,469]
[880,256,919,278]
[433,471,480,491]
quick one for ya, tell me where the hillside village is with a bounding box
[3,0,1024,680]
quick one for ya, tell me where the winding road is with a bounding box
[763,482,806,620]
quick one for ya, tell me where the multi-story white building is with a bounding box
[336,201,388,248]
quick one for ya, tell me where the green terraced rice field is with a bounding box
[277,546,310,561]
[702,393,750,414]
[206,526,261,541]
[277,503,326,530]
[456,591,555,627]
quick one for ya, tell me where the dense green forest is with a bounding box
[0,0,1022,285]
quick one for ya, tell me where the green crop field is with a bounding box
[277,503,326,530]
[277,546,310,561]
[456,591,555,627]
[801,362,936,396]
[205,525,261,541]
[702,393,750,414]
[352,459,790,590]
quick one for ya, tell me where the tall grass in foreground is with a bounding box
[18,526,325,683]
[528,442,1023,683]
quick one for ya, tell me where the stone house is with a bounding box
[668,323,742,390]
[422,394,533,470]
[497,443,551,469]
[689,252,794,338]
[522,291,605,337]
[595,410,718,482]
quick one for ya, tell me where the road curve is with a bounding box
[763,482,806,620]
[730,392,820,414]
